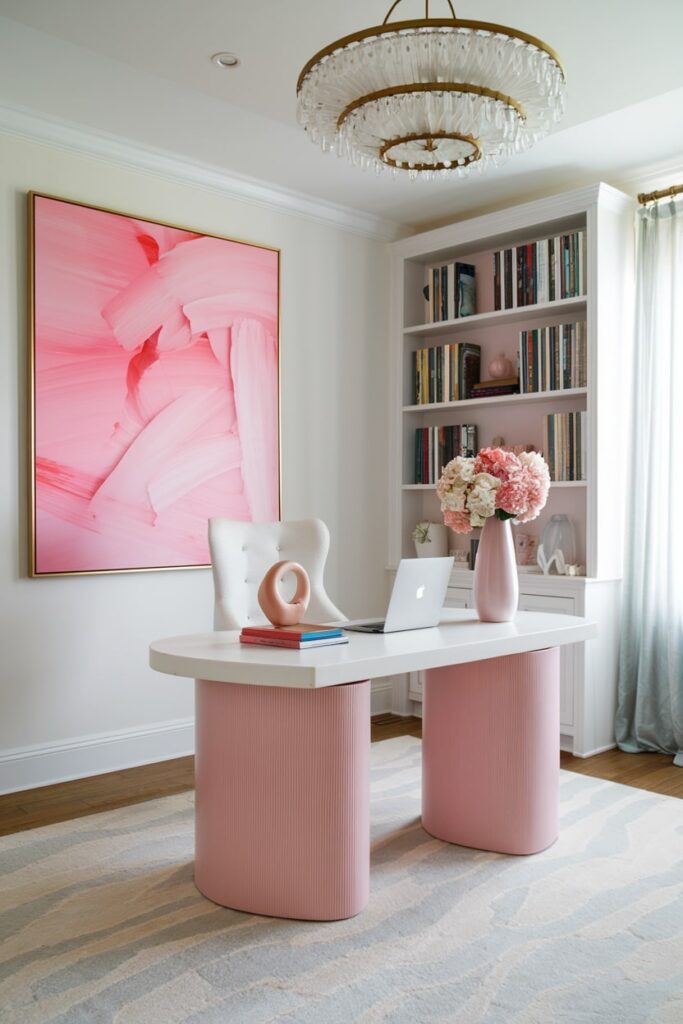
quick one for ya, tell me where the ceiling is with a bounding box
[1,0,683,231]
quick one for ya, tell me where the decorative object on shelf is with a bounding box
[28,193,280,576]
[437,447,550,621]
[514,532,538,567]
[412,521,449,558]
[537,514,577,576]
[257,561,311,627]
[296,0,565,180]
[451,549,470,567]
[565,564,585,577]
[487,353,514,379]
[469,538,480,569]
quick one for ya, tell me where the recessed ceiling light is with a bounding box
[212,52,240,69]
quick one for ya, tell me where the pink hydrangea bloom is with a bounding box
[474,447,521,481]
[437,447,549,534]
[443,509,472,534]
[513,450,550,523]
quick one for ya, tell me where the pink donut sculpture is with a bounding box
[257,561,311,627]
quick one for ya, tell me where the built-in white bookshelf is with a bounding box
[388,184,635,757]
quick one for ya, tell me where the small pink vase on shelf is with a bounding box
[473,516,519,623]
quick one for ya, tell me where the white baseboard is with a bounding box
[370,679,395,715]
[0,718,194,795]
[1,681,400,793]
[569,742,617,759]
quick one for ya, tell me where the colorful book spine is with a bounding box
[494,230,586,310]
[414,424,478,483]
[241,625,343,641]
[519,322,587,394]
[544,411,586,481]
[424,262,477,322]
[411,343,481,404]
[240,635,349,649]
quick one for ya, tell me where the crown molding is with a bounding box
[0,101,403,243]
[614,155,683,197]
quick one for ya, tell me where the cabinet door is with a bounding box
[518,593,575,727]
[445,587,472,609]
[410,586,473,701]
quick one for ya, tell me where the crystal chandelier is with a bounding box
[296,0,566,179]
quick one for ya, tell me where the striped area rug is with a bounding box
[1,737,682,1024]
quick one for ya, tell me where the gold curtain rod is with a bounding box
[638,183,683,205]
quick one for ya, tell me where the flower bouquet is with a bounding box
[436,448,550,621]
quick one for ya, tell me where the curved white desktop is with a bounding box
[150,608,596,922]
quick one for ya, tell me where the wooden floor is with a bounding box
[1,714,680,837]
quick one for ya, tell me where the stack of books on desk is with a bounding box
[240,624,349,649]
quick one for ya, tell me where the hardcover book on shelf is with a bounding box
[423,261,476,323]
[493,230,586,311]
[544,410,587,481]
[412,343,481,404]
[472,376,520,398]
[456,263,476,317]
[519,322,587,394]
[414,424,478,484]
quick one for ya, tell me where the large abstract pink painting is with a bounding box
[30,194,280,575]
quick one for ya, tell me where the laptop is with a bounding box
[344,557,453,633]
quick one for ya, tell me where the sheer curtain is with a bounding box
[616,197,683,765]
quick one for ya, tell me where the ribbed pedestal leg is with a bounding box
[422,648,560,855]
[194,679,371,920]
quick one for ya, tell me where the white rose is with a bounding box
[467,478,497,519]
[442,485,466,512]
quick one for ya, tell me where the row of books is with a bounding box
[544,411,586,482]
[423,261,476,323]
[494,230,586,310]
[520,322,587,394]
[239,624,348,649]
[412,343,481,405]
[414,425,478,485]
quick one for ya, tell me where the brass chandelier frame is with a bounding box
[296,0,565,174]
[297,2,566,95]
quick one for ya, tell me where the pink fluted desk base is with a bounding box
[194,678,370,921]
[422,648,560,855]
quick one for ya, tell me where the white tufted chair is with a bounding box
[208,518,346,630]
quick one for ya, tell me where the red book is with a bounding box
[240,635,348,649]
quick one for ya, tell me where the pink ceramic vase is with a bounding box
[473,516,519,622]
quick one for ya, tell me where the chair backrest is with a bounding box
[208,518,346,630]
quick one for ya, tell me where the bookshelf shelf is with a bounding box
[402,387,587,414]
[389,183,635,757]
[403,296,586,336]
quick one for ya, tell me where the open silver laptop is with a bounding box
[344,557,453,633]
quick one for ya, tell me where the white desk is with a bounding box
[150,609,596,921]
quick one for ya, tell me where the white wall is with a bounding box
[0,132,391,790]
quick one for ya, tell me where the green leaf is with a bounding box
[495,509,516,521]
